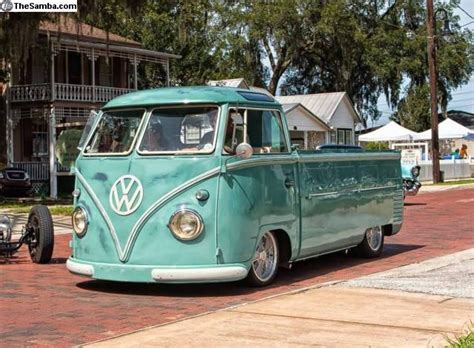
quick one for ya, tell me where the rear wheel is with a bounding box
[353,225,384,258]
[27,205,54,264]
[246,231,279,287]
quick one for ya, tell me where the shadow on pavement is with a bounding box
[50,257,68,264]
[404,202,427,206]
[75,243,424,297]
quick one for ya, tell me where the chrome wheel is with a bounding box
[251,231,278,283]
[366,226,383,251]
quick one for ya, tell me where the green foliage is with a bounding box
[362,141,389,150]
[444,322,474,348]
[391,84,431,132]
[55,129,82,168]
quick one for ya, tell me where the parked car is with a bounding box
[401,164,422,198]
[0,167,33,197]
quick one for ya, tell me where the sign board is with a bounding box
[401,148,422,166]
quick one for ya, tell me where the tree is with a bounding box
[280,0,472,124]
[391,84,431,132]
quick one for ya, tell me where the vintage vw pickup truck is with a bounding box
[67,87,403,286]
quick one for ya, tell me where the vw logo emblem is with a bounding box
[109,175,143,216]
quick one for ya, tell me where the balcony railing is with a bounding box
[9,83,135,103]
[9,84,51,102]
[11,162,75,181]
[12,162,49,181]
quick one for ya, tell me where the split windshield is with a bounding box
[138,106,219,154]
[83,106,219,155]
[84,110,144,154]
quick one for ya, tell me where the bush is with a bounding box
[362,141,389,150]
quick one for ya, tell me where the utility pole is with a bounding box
[426,0,441,183]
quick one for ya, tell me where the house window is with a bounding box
[337,129,345,144]
[330,131,337,144]
[334,128,353,144]
[31,117,48,161]
[344,129,353,144]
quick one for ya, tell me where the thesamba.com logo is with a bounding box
[0,0,14,12]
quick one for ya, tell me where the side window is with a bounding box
[247,109,288,154]
[224,111,245,154]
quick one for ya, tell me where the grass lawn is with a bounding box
[426,179,474,186]
[0,202,73,216]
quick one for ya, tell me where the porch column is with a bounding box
[49,107,57,199]
[166,59,170,86]
[6,95,13,165]
[4,61,11,165]
[304,131,308,150]
[50,47,56,101]
[91,48,96,102]
[133,54,138,90]
[65,48,69,84]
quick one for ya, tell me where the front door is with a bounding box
[217,107,299,264]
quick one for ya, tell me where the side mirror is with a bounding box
[235,143,253,159]
[291,144,300,151]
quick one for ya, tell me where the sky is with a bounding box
[372,0,474,128]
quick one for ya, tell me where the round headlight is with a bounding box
[72,207,88,237]
[168,209,203,241]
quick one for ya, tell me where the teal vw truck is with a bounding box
[67,87,403,286]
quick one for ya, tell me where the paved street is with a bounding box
[1,188,474,346]
[87,250,474,347]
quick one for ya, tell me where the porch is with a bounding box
[5,21,180,198]
[9,83,134,104]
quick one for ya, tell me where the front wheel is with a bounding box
[27,205,54,264]
[353,225,384,258]
[246,231,279,287]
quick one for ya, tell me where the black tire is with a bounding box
[352,225,384,258]
[246,231,279,287]
[28,205,54,264]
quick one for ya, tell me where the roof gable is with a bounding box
[282,103,330,131]
[276,92,360,124]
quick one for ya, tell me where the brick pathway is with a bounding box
[1,188,473,346]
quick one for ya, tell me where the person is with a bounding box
[459,144,468,159]
[451,148,460,159]
[141,119,167,151]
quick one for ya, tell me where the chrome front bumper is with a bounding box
[66,258,248,283]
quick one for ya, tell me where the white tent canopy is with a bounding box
[358,121,418,142]
[413,118,474,140]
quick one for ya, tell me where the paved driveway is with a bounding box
[1,188,473,346]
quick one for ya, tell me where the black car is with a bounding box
[0,167,33,197]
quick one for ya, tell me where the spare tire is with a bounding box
[28,205,54,264]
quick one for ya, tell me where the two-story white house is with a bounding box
[4,17,180,197]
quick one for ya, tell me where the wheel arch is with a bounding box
[269,228,292,268]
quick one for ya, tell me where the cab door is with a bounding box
[216,107,299,265]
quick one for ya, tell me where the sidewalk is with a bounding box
[84,249,474,347]
[419,182,474,193]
